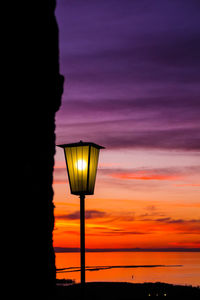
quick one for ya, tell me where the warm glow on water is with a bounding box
[56,252,200,286]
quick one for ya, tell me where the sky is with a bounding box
[53,0,200,250]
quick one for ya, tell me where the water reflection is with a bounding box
[55,251,200,286]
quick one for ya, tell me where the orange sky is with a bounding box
[53,148,200,250]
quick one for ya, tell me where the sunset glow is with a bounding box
[53,0,200,252]
[53,148,200,250]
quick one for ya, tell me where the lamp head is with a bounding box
[57,141,105,195]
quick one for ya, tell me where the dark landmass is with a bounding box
[56,282,200,299]
[56,278,75,285]
[55,247,200,253]
[57,264,182,273]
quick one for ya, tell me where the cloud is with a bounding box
[60,33,200,88]
[56,210,107,220]
[155,217,172,222]
[107,213,135,223]
[153,218,200,234]
[56,0,200,152]
[53,166,68,184]
[58,95,200,118]
[110,171,180,181]
[53,179,67,184]
[135,214,200,235]
[155,217,200,224]
[146,205,157,211]
[87,230,148,237]
[100,128,200,151]
[56,119,200,151]
[101,165,200,182]
[57,0,200,84]
[85,210,107,219]
[139,205,166,219]
[56,210,136,223]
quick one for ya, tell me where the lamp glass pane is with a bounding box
[88,146,100,194]
[65,146,89,194]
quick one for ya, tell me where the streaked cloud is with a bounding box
[100,165,200,181]
[110,171,180,181]
[56,210,107,220]
[56,0,200,152]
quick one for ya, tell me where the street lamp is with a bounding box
[57,141,105,285]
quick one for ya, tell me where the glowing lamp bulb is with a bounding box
[77,159,87,171]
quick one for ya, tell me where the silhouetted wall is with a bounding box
[4,1,64,297]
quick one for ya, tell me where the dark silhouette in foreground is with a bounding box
[56,282,200,299]
[4,0,63,297]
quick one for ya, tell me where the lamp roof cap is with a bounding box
[57,141,105,149]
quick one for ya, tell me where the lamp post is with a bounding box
[57,141,105,285]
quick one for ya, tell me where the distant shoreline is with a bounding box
[55,247,200,253]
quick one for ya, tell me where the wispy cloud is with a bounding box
[140,217,200,235]
[56,210,107,220]
[100,165,200,181]
[110,171,180,181]
[155,217,200,225]
[139,205,166,219]
[56,120,200,151]
[86,229,148,237]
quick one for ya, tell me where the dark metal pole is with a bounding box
[80,194,85,285]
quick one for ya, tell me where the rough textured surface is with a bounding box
[4,0,64,297]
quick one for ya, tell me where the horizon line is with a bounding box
[54,247,200,253]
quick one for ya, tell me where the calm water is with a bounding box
[56,252,200,287]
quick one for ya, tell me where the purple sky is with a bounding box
[55,0,200,151]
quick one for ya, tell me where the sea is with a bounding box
[56,251,200,287]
